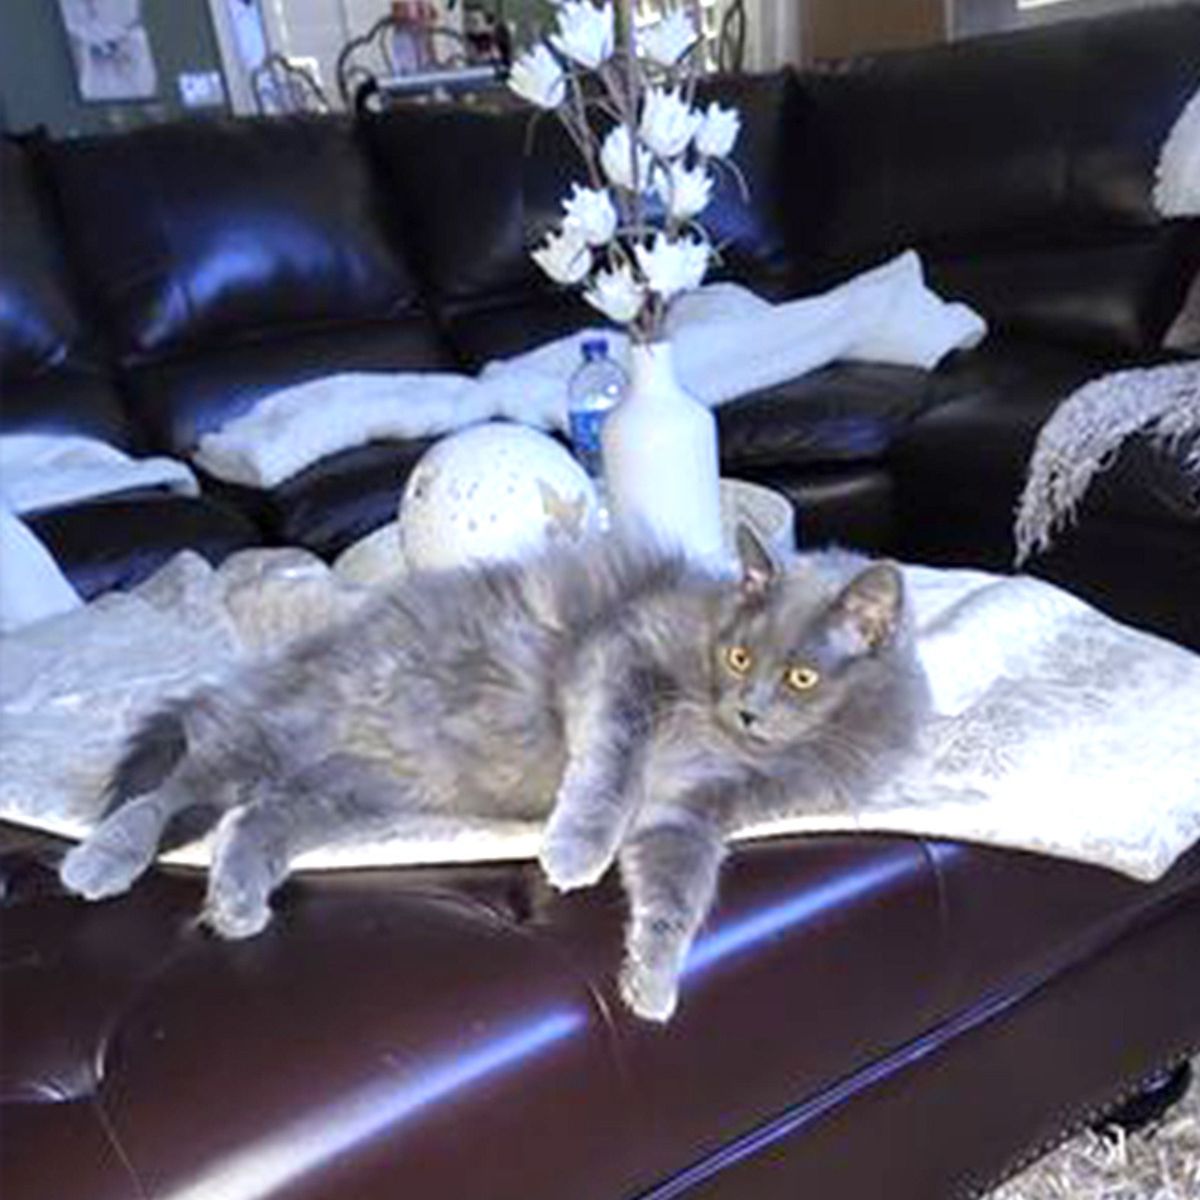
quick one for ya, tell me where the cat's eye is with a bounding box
[725,645,753,676]
[785,665,821,692]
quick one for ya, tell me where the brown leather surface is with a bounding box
[2,825,1197,1199]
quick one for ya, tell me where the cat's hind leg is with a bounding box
[617,809,726,1023]
[203,753,420,939]
[60,759,223,901]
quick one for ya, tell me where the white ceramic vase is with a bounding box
[601,340,726,569]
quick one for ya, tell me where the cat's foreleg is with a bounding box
[540,636,651,892]
[617,808,726,1023]
[203,753,418,938]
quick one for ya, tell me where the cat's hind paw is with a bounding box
[619,959,680,1024]
[203,877,273,940]
[538,823,616,893]
[59,827,156,901]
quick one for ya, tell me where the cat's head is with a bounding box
[710,528,907,750]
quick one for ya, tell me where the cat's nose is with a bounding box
[737,709,758,729]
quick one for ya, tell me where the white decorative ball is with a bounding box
[398,422,599,571]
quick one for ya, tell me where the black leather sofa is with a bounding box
[2,9,1199,1200]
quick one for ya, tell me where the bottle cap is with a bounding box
[581,337,608,362]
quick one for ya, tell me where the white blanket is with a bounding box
[0,433,199,515]
[1,546,1197,884]
[194,252,986,489]
[0,500,81,634]
[1156,80,1200,217]
[0,434,200,635]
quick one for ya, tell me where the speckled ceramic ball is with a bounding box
[398,422,599,571]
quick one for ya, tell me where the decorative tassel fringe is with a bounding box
[1015,362,1200,565]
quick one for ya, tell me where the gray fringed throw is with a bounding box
[1015,361,1200,565]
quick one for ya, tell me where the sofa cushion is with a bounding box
[43,116,423,363]
[0,138,133,448]
[795,6,1200,351]
[210,439,435,561]
[122,320,455,458]
[892,335,1198,567]
[365,72,804,315]
[927,230,1200,356]
[27,492,261,600]
[718,361,933,472]
[0,372,134,451]
[1,138,85,383]
[445,294,596,371]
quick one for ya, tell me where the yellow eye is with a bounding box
[785,665,821,692]
[725,645,753,676]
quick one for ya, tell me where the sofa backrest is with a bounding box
[0,137,133,447]
[39,116,456,453]
[793,6,1200,352]
[364,71,806,320]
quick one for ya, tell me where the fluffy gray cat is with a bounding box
[60,529,928,1021]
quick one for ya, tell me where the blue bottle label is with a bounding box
[569,407,607,476]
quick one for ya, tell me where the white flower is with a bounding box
[507,44,566,109]
[550,1,614,69]
[561,183,619,246]
[532,226,591,285]
[584,262,646,324]
[639,86,703,160]
[635,232,709,298]
[638,9,697,66]
[694,101,741,158]
[654,161,713,220]
[600,124,653,191]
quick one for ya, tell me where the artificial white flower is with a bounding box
[694,101,741,158]
[635,231,709,298]
[655,161,713,220]
[676,233,710,290]
[550,1,614,70]
[532,226,592,285]
[562,183,619,246]
[584,261,646,323]
[600,124,653,191]
[507,44,566,109]
[638,9,697,66]
[639,86,703,160]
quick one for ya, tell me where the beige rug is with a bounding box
[990,1064,1199,1199]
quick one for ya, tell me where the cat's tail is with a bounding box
[104,708,188,816]
[103,686,269,846]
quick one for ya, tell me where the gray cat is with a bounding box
[60,529,928,1021]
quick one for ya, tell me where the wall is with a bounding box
[0,0,228,138]
[954,0,1193,38]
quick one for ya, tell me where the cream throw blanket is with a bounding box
[1,546,1197,883]
[193,252,986,489]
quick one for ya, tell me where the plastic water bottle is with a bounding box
[567,337,626,527]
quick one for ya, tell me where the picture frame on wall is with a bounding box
[57,0,159,102]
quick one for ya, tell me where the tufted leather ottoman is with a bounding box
[3,822,1199,1198]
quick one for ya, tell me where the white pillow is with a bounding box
[1155,84,1200,217]
[0,502,80,634]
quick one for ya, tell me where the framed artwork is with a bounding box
[57,0,159,102]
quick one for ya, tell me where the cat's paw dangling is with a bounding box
[538,812,619,892]
[619,956,680,1023]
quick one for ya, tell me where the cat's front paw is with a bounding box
[619,958,680,1024]
[538,821,617,892]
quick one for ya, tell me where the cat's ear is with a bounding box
[735,524,778,598]
[828,561,904,655]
